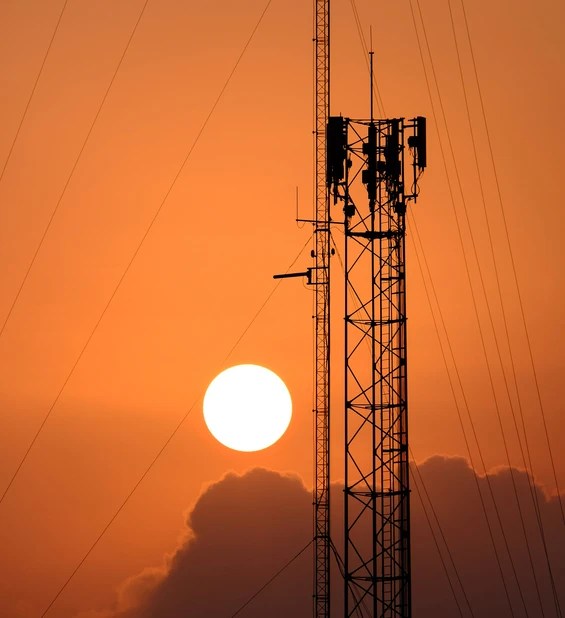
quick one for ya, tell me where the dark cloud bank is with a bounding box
[84,457,565,618]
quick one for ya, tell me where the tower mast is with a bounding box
[313,1,331,618]
[274,3,330,612]
[327,112,426,618]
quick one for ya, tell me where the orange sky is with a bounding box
[0,0,564,616]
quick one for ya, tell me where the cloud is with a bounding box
[89,459,565,618]
[86,468,312,618]
[410,456,565,618]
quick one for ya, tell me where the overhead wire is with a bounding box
[459,0,565,523]
[413,1,561,614]
[0,0,69,187]
[38,233,311,617]
[0,0,274,507]
[457,3,564,611]
[0,0,151,342]
[406,2,527,615]
[444,2,550,614]
[409,208,544,616]
[0,0,151,505]
[408,0,565,614]
[445,4,559,615]
[409,454,468,618]
[405,211,515,605]
[458,0,565,529]
[229,539,313,618]
[447,0,537,502]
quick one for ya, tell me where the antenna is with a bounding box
[370,26,374,121]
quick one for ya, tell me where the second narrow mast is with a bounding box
[313,1,331,618]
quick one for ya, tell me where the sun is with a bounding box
[203,364,292,452]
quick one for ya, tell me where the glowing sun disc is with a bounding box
[203,364,292,452]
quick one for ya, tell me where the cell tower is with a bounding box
[328,110,426,618]
[276,5,426,618]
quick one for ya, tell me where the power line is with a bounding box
[0,0,151,342]
[458,0,565,530]
[412,0,562,614]
[410,1,565,614]
[39,399,202,617]
[445,3,548,615]
[407,3,525,615]
[407,206,518,616]
[409,456,468,618]
[451,3,564,612]
[0,0,69,187]
[37,235,310,617]
[0,0,274,508]
[229,539,312,618]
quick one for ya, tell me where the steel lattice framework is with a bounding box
[328,116,425,618]
[314,2,331,618]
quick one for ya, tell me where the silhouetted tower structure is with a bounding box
[313,2,331,618]
[328,105,426,618]
[276,11,425,618]
[274,2,330,615]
